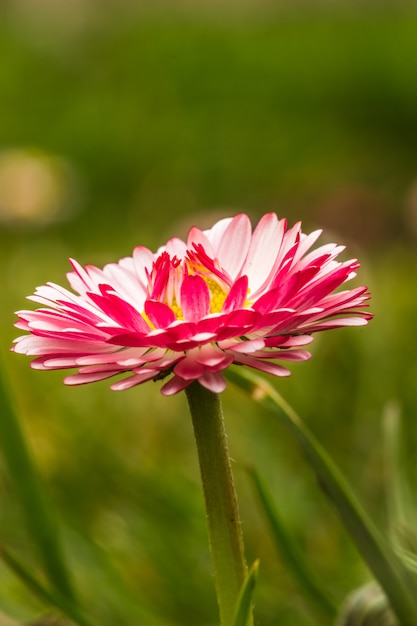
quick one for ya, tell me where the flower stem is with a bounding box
[185,382,250,626]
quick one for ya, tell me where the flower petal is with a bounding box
[199,371,227,394]
[241,213,285,295]
[180,274,210,322]
[160,375,192,396]
[145,300,176,328]
[222,275,249,313]
[216,214,252,278]
[174,357,205,380]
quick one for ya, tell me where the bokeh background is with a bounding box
[1,1,417,624]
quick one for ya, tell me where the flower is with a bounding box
[12,213,371,395]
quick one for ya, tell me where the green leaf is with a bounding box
[0,358,76,603]
[226,367,417,626]
[232,560,259,626]
[247,466,337,621]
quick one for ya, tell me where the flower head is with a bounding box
[13,213,371,395]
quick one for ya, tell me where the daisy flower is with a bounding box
[13,213,371,395]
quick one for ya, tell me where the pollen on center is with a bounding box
[171,300,184,320]
[205,278,227,314]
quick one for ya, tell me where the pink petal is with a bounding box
[289,229,323,267]
[241,213,285,295]
[160,375,192,396]
[204,217,233,252]
[234,355,291,377]
[87,291,149,333]
[144,300,176,328]
[195,345,234,370]
[199,372,227,393]
[252,288,281,314]
[247,349,311,361]
[132,246,155,285]
[160,237,188,259]
[67,259,101,295]
[222,275,248,313]
[264,335,314,348]
[174,357,205,380]
[187,226,215,257]
[180,275,210,322]
[216,214,252,278]
[299,316,371,332]
[64,370,121,385]
[218,338,265,353]
[110,370,159,391]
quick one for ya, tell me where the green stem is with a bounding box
[185,382,250,626]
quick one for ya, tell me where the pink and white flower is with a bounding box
[12,213,371,395]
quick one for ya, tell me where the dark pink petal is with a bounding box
[164,338,215,352]
[252,289,281,314]
[162,321,198,341]
[222,275,248,313]
[145,300,176,328]
[222,308,258,329]
[106,331,163,348]
[291,264,359,305]
[251,308,296,333]
[264,335,314,348]
[187,244,232,285]
[88,291,149,333]
[180,275,210,322]
[147,252,175,301]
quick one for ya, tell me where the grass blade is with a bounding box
[247,466,337,621]
[232,560,259,626]
[383,402,417,554]
[226,367,417,626]
[0,547,94,626]
[0,358,76,603]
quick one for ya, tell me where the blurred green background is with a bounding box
[1,1,417,624]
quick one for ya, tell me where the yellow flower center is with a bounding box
[171,299,183,320]
[142,260,230,327]
[205,278,227,314]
